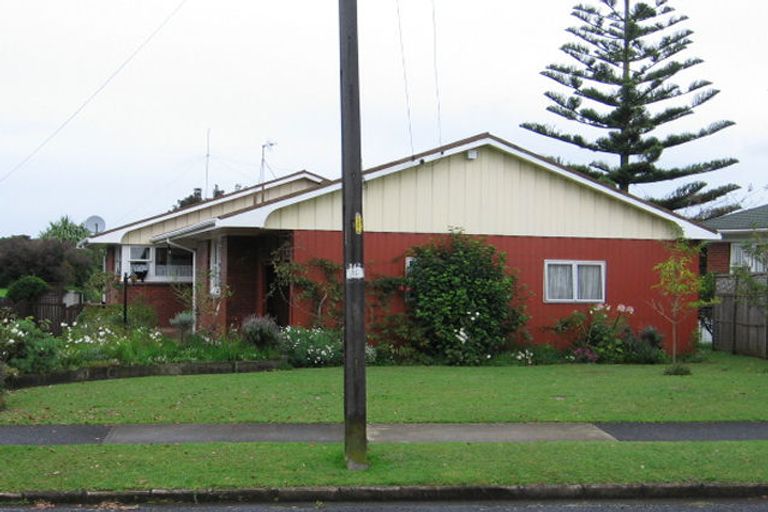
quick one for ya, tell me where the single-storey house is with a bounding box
[703,204,768,274]
[87,133,718,351]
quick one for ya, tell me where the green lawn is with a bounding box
[1,441,767,491]
[3,351,767,425]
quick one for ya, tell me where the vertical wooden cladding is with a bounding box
[121,178,319,245]
[266,148,680,240]
[292,230,698,353]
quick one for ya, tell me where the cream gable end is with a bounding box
[264,147,680,240]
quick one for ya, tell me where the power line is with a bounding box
[0,0,190,186]
[431,0,443,146]
[395,0,415,156]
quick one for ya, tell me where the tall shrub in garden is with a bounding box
[406,231,526,365]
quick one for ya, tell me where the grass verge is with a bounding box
[0,441,767,491]
[2,351,767,425]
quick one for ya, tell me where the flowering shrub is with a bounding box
[555,304,665,364]
[514,349,534,366]
[281,327,343,368]
[58,320,166,368]
[281,327,376,368]
[59,321,269,368]
[569,346,599,364]
[0,316,61,374]
[405,231,527,365]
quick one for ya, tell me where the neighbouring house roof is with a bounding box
[91,133,720,245]
[702,204,768,233]
[87,170,327,245]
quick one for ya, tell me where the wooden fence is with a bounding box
[0,292,83,336]
[713,275,768,358]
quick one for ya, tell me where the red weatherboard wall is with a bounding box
[292,230,698,353]
[707,242,730,274]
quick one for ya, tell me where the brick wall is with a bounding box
[107,282,188,327]
[226,236,261,329]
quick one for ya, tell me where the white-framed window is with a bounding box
[155,247,193,278]
[129,246,152,280]
[730,243,767,273]
[118,245,193,283]
[544,260,606,303]
[114,246,122,276]
[209,238,222,295]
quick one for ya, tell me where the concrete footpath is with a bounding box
[2,421,768,446]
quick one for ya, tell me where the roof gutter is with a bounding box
[149,219,217,244]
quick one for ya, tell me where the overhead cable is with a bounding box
[0,0,190,186]
[395,0,415,156]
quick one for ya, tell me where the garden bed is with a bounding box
[6,359,283,390]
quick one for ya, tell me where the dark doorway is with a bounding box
[265,262,290,326]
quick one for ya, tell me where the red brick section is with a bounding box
[106,282,188,327]
[224,234,289,330]
[292,230,699,354]
[707,242,731,274]
[103,245,189,327]
[226,237,261,329]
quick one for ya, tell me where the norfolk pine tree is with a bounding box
[522,0,739,220]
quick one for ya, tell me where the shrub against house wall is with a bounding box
[405,231,527,365]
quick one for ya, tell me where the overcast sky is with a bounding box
[1,0,766,237]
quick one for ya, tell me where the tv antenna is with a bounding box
[259,141,277,201]
[205,128,211,198]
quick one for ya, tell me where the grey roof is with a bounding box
[703,204,768,230]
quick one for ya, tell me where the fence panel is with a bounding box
[713,275,768,358]
[0,292,84,336]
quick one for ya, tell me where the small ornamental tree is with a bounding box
[650,241,709,364]
[405,230,527,365]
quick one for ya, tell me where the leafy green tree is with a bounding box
[522,0,738,220]
[39,216,90,245]
[0,236,93,288]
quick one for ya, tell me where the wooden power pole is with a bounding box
[339,0,368,470]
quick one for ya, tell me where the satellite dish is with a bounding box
[84,215,106,235]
